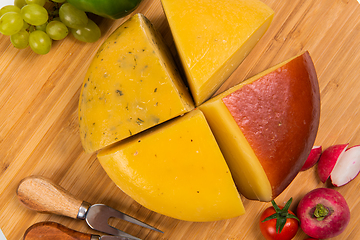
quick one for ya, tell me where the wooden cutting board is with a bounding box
[1,0,360,239]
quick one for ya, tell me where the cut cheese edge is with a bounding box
[199,52,320,201]
[199,100,272,201]
[161,0,274,105]
[79,13,194,153]
[97,109,245,222]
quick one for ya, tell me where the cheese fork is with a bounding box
[17,176,163,240]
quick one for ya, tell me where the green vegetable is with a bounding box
[66,0,143,19]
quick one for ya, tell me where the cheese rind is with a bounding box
[199,52,320,201]
[97,109,245,222]
[161,0,274,105]
[79,13,194,153]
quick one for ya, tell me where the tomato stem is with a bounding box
[262,197,300,233]
[314,203,329,221]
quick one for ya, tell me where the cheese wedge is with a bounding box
[79,13,194,153]
[160,0,274,105]
[199,52,320,201]
[97,109,245,222]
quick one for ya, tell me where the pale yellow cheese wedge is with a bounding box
[79,13,194,153]
[160,0,274,105]
[200,100,272,201]
[97,109,245,222]
[199,100,272,201]
[199,52,320,202]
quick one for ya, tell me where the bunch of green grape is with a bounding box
[0,0,101,55]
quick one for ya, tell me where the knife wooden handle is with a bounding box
[17,176,83,219]
[24,222,95,240]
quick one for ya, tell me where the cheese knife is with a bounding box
[24,221,134,240]
[17,176,163,240]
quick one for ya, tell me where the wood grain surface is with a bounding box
[1,0,360,239]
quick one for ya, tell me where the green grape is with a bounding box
[22,20,30,30]
[52,0,66,3]
[36,22,48,31]
[14,0,27,9]
[59,3,88,29]
[0,12,24,35]
[10,29,29,49]
[0,5,21,17]
[21,4,48,26]
[29,30,52,54]
[46,20,68,40]
[28,25,36,32]
[25,0,47,6]
[70,19,101,43]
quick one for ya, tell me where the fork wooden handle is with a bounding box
[17,176,83,219]
[24,222,95,240]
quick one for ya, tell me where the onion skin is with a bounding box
[297,188,350,239]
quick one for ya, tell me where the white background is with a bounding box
[0,0,14,8]
[0,229,5,240]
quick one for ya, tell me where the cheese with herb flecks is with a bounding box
[161,0,274,105]
[79,13,194,153]
[97,109,245,222]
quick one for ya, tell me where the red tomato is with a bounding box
[259,198,299,240]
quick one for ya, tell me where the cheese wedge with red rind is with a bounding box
[199,51,320,201]
[161,0,274,105]
[97,109,245,222]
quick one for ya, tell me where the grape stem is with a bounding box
[48,2,61,21]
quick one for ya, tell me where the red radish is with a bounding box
[301,146,322,171]
[330,145,360,187]
[317,144,348,183]
[297,188,350,239]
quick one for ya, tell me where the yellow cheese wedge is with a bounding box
[199,52,320,201]
[79,13,194,153]
[97,109,245,222]
[160,0,274,105]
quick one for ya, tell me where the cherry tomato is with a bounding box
[259,198,299,240]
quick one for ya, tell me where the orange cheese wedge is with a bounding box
[199,51,320,201]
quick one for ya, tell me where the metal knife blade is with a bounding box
[23,222,137,240]
[100,236,136,240]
